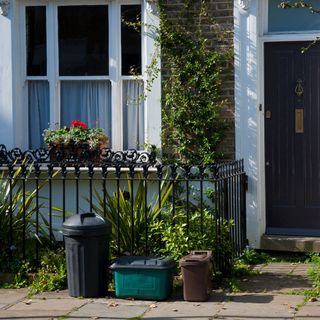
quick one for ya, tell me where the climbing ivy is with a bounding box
[279,1,320,12]
[158,0,232,164]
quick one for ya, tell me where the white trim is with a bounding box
[16,2,28,148]
[262,33,320,42]
[256,0,265,249]
[143,0,160,147]
[109,1,122,149]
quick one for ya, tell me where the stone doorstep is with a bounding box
[261,235,320,252]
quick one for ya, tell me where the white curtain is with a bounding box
[61,81,112,142]
[28,81,50,149]
[123,80,144,149]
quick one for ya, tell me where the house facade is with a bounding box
[2,0,320,250]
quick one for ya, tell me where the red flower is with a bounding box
[71,120,87,129]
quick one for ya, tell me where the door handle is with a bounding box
[295,79,304,97]
[295,109,304,133]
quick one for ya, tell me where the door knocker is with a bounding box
[295,79,304,97]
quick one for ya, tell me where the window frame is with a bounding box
[16,0,160,151]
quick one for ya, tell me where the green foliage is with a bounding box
[92,173,173,256]
[2,249,67,294]
[307,254,320,288]
[29,249,67,295]
[92,173,234,263]
[158,1,231,164]
[239,248,273,265]
[0,163,56,264]
[3,261,32,289]
[279,1,320,13]
[43,121,108,148]
[149,209,234,263]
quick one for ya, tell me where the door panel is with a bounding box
[265,42,320,236]
[304,54,320,207]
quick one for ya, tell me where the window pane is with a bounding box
[121,5,142,75]
[58,6,109,76]
[61,81,112,144]
[26,6,47,76]
[269,0,320,32]
[28,81,49,148]
[123,80,144,149]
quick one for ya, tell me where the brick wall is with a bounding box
[160,0,235,160]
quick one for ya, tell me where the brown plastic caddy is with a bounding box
[179,251,212,302]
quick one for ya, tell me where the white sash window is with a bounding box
[19,0,160,150]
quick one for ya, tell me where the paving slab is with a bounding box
[303,298,320,306]
[295,305,320,319]
[217,294,303,319]
[0,309,66,319]
[238,274,312,293]
[7,297,86,311]
[143,300,221,320]
[33,289,74,299]
[292,264,310,276]
[68,302,149,320]
[255,263,297,275]
[91,298,154,306]
[0,288,28,305]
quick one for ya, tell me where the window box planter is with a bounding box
[44,120,108,164]
[48,142,108,164]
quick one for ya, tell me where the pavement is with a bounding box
[0,263,318,320]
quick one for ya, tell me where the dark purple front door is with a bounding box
[265,41,320,236]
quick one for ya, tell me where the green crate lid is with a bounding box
[110,256,176,270]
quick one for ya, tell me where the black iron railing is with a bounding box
[0,145,247,274]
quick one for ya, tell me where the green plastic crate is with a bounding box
[110,256,176,300]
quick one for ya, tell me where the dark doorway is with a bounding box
[265,41,320,236]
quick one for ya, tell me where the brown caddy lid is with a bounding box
[179,251,212,266]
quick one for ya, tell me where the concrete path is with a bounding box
[0,263,318,320]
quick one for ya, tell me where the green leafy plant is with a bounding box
[0,162,58,264]
[92,172,173,256]
[2,260,32,289]
[29,249,67,295]
[239,248,273,265]
[149,209,234,263]
[43,120,108,149]
[307,254,320,288]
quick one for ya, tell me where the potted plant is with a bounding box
[43,120,109,163]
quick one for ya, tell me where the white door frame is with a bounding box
[235,0,320,247]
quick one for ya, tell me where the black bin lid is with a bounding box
[110,256,176,270]
[62,212,111,237]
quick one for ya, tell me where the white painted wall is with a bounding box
[0,5,14,148]
[234,0,264,248]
